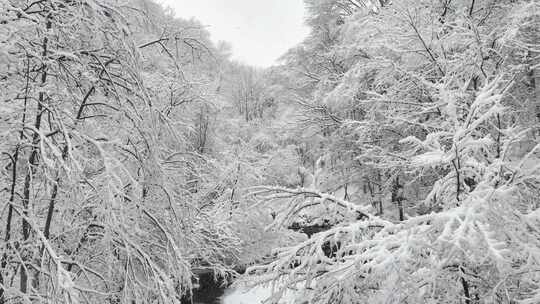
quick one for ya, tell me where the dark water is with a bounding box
[190,270,228,304]
[192,286,226,304]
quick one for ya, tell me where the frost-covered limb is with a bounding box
[249,186,378,221]
[245,180,540,302]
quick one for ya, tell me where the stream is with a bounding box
[190,272,272,304]
[193,286,277,304]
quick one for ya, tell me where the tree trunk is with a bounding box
[392,176,404,221]
[0,150,19,304]
[20,16,51,295]
[534,65,540,123]
[1,55,31,303]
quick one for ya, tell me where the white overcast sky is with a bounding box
[160,0,309,67]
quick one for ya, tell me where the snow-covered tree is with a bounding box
[242,1,540,303]
[0,0,241,302]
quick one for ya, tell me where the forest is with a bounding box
[0,0,539,303]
